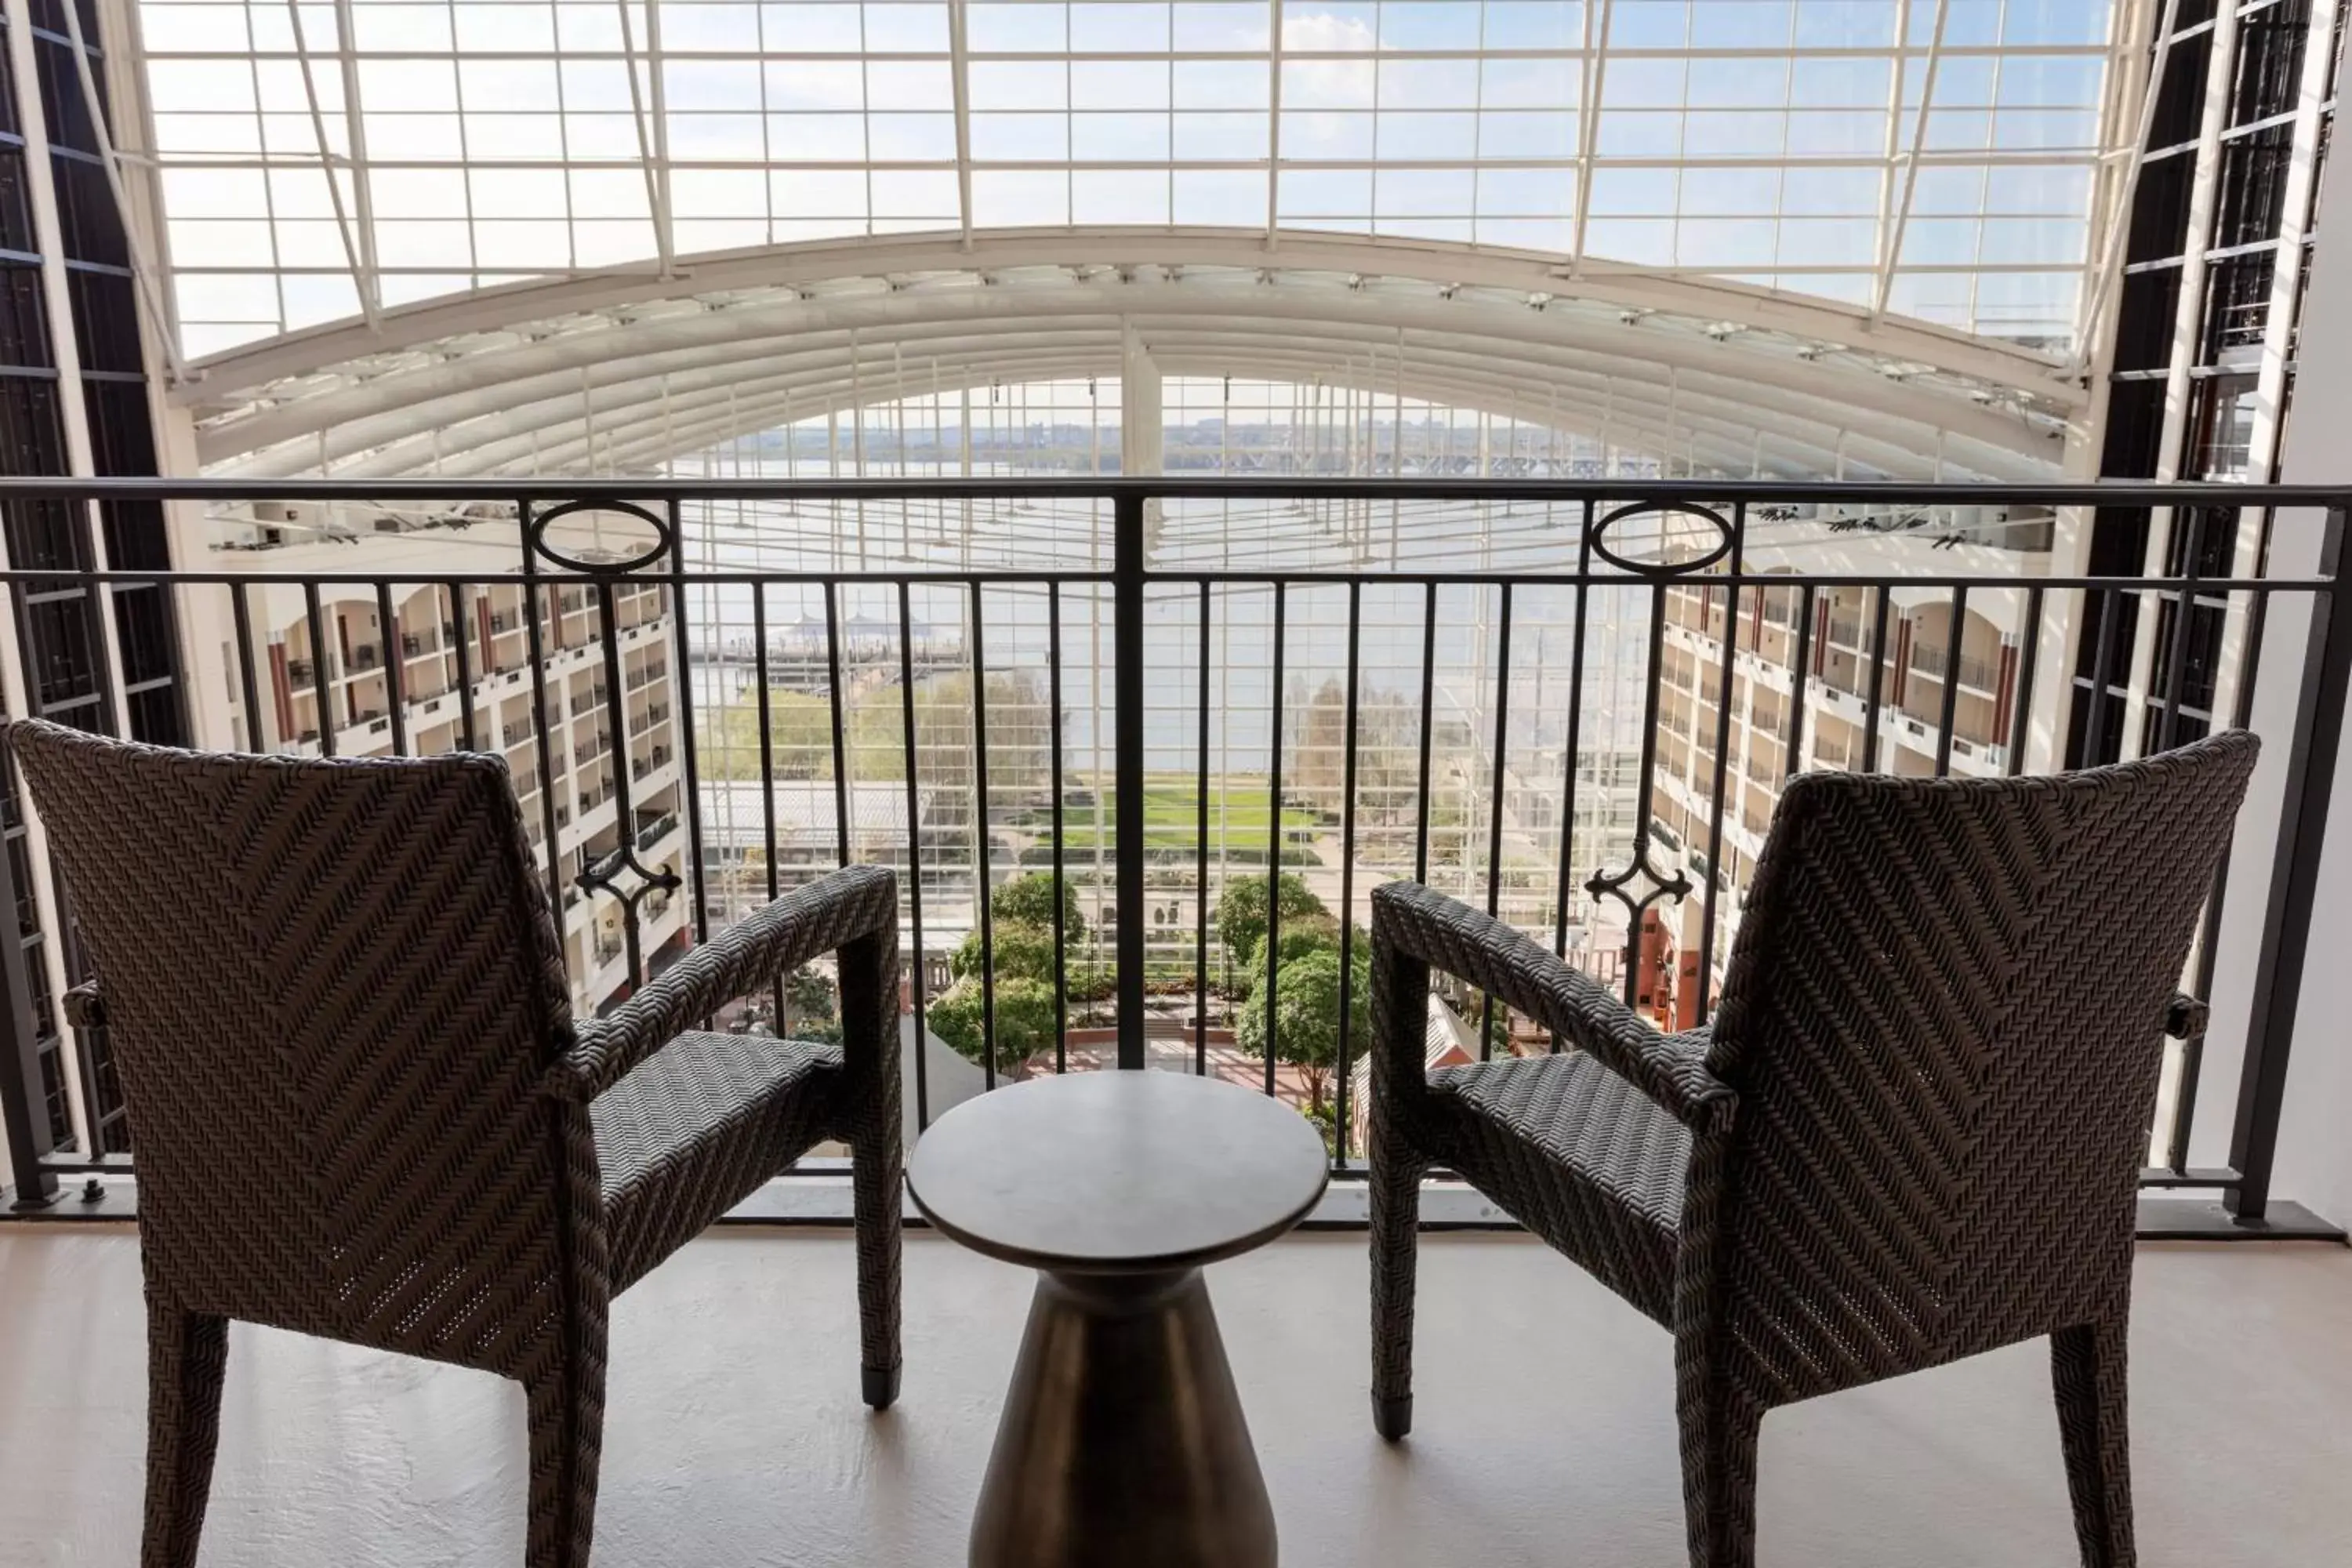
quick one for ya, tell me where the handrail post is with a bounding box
[0,751,60,1208]
[1115,490,1147,1069]
[2227,505,2350,1221]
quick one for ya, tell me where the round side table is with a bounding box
[906,1070,1330,1568]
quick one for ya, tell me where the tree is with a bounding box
[946,873,1090,987]
[1292,677,1350,813]
[1260,911,1341,970]
[949,920,1057,986]
[928,975,1058,1080]
[696,687,838,781]
[988,870,1087,943]
[780,962,840,1043]
[844,670,1051,787]
[1234,935,1370,1116]
[1214,871,1327,970]
[931,871,1098,1078]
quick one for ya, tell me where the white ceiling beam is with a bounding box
[1263,0,1284,249]
[616,0,673,279]
[197,269,2061,471]
[275,0,374,335]
[1871,0,1953,323]
[1568,0,1616,282]
[177,230,2086,407]
[948,0,975,249]
[279,321,2018,485]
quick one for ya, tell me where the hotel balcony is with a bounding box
[1,474,2348,1568]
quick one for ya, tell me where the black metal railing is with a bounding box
[0,476,2342,1240]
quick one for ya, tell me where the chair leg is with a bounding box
[2052,1319,2135,1568]
[1675,1380,1763,1568]
[524,1345,607,1568]
[142,1300,228,1568]
[1368,1145,1423,1441]
[850,1101,903,1410]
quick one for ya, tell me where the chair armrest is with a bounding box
[1369,881,1736,1133]
[546,863,900,1102]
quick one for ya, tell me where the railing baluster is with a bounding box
[754,584,782,1028]
[1550,506,1595,1051]
[825,579,851,869]
[1195,579,1211,1076]
[1860,585,1890,774]
[1414,581,1437,886]
[590,575,643,985]
[898,580,930,1131]
[970,578,996,1091]
[2005,585,2045,775]
[1262,580,1287,1098]
[449,581,477,752]
[1334,579,1362,1159]
[229,583,263,752]
[376,581,407,756]
[1933,584,1968,777]
[1618,583,1671,1010]
[1785,582,1817,780]
[2082,586,2122,766]
[668,510,710,973]
[1695,534,1744,1020]
[301,581,333,758]
[1479,583,1513,1059]
[1047,581,1067,1073]
[666,499,712,953]
[2173,507,2274,1171]
[2158,508,2209,753]
[1114,495,1147,1072]
[515,503,572,942]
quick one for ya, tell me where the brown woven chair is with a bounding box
[6,720,904,1568]
[1367,731,2259,1568]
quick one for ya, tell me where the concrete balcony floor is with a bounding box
[2,1225,2347,1567]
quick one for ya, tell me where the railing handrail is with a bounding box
[0,474,2349,506]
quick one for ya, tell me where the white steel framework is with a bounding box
[189,233,2085,479]
[125,0,2142,394]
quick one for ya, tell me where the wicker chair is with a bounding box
[1367,731,2259,1568]
[6,720,904,1568]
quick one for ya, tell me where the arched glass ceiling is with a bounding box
[137,0,2132,362]
[187,250,2082,480]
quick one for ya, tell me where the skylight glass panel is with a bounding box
[136,0,2116,357]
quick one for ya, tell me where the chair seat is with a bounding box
[592,1032,844,1290]
[1431,1048,1693,1323]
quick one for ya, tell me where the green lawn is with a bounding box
[1019,779,1319,852]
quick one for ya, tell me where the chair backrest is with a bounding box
[1700,730,2257,1400]
[9,720,580,1371]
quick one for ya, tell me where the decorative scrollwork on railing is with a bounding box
[577,841,683,917]
[1583,834,1695,933]
[1588,499,1737,577]
[526,498,673,575]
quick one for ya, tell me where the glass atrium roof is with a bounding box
[138,0,2129,368]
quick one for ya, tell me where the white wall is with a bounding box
[2220,147,2352,1225]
